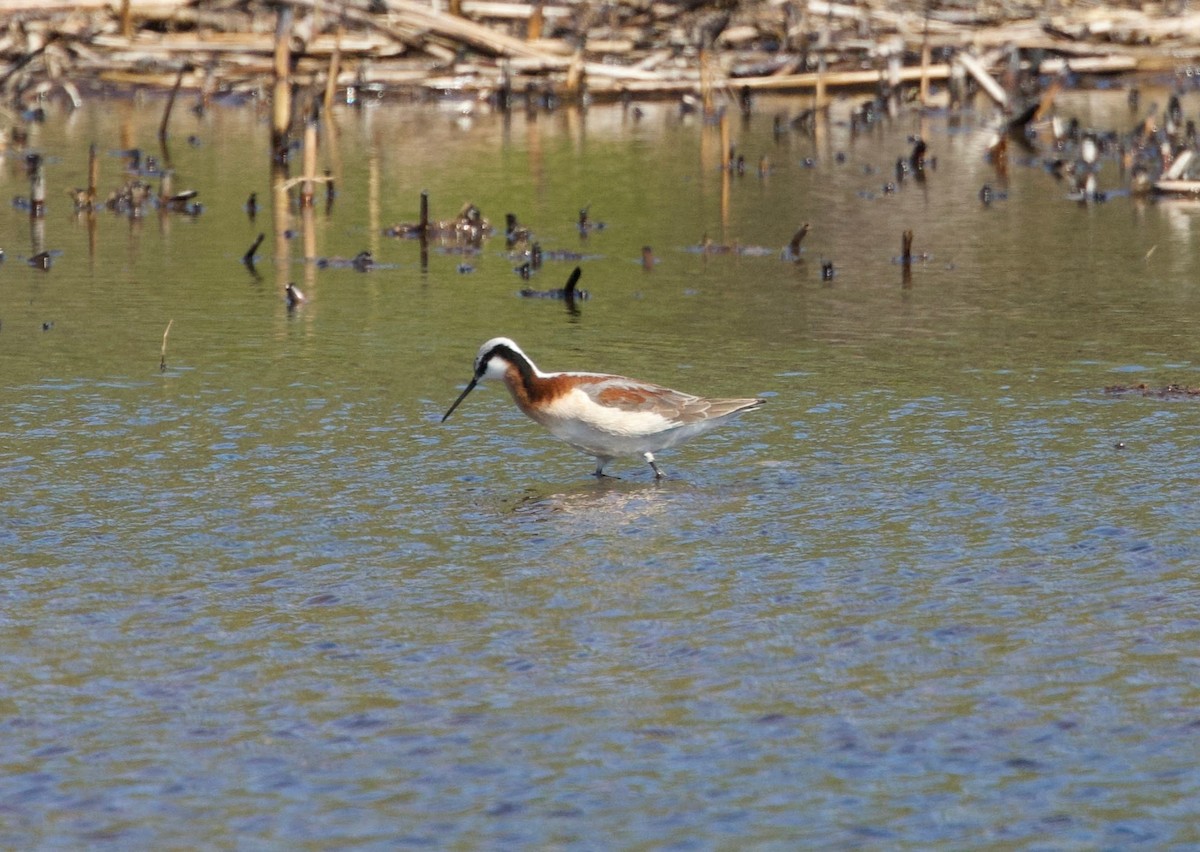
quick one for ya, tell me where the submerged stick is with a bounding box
[160,319,173,372]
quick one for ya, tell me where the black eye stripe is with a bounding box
[476,343,537,391]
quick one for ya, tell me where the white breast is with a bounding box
[535,388,679,457]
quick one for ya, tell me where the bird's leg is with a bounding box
[643,452,664,479]
[593,458,616,478]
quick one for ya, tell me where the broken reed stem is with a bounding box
[158,168,172,205]
[29,153,45,218]
[300,117,317,208]
[527,1,543,40]
[563,266,581,296]
[788,223,809,257]
[160,319,173,372]
[919,4,931,106]
[815,55,826,109]
[244,232,265,264]
[272,5,294,162]
[160,63,187,142]
[277,174,333,191]
[719,110,731,167]
[87,142,98,207]
[564,48,585,101]
[919,43,931,106]
[323,26,342,117]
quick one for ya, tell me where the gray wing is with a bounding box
[577,375,763,425]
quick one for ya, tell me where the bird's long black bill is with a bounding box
[441,377,479,422]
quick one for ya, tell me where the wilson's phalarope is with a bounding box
[442,337,765,478]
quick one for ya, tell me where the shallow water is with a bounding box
[2,84,1199,847]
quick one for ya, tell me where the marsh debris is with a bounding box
[0,1,1186,108]
[1105,384,1200,399]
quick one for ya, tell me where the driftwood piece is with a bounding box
[1153,180,1200,196]
[1164,150,1194,182]
[955,51,1007,108]
[460,1,572,23]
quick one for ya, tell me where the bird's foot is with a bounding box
[593,462,618,479]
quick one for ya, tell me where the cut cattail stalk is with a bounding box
[29,153,45,218]
[300,117,317,208]
[272,6,294,162]
[527,2,543,41]
[160,319,173,372]
[720,110,731,169]
[87,143,99,209]
[323,27,342,118]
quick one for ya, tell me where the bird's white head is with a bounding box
[443,337,533,422]
[473,337,528,382]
